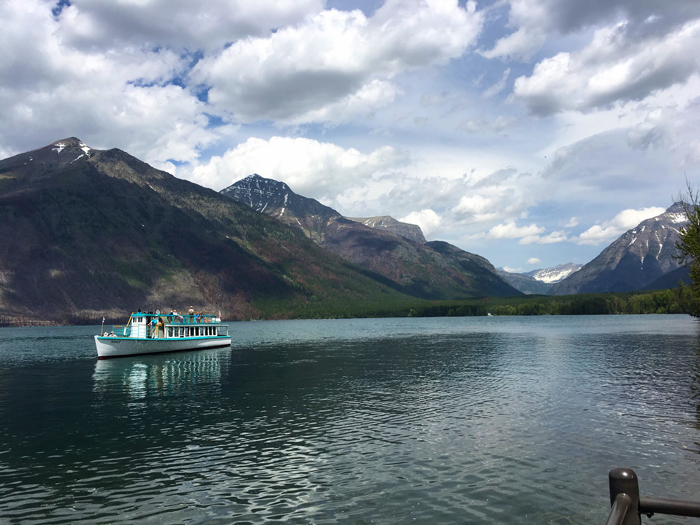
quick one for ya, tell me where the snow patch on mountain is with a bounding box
[525,263,583,284]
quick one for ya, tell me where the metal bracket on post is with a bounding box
[606,468,641,525]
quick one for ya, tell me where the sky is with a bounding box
[2,0,699,272]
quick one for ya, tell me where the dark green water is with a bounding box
[1,315,699,523]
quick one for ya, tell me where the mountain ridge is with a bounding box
[0,139,419,322]
[221,174,520,299]
[550,203,686,295]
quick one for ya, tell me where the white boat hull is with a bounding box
[95,335,232,359]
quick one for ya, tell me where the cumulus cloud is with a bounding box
[528,230,568,244]
[0,0,485,163]
[455,194,492,215]
[187,136,409,204]
[466,222,569,245]
[58,0,323,52]
[191,0,484,123]
[0,0,226,164]
[487,222,545,239]
[513,19,700,115]
[484,0,700,62]
[399,209,442,237]
[577,206,665,245]
[527,257,541,264]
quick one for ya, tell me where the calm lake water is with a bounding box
[1,315,699,524]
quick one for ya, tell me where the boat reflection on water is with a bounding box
[93,347,232,399]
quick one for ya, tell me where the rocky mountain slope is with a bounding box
[550,203,686,295]
[222,175,519,299]
[0,138,417,323]
[346,216,426,243]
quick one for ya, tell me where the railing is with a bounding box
[101,314,226,339]
[605,468,700,524]
[161,313,220,325]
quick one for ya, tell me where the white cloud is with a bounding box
[564,217,579,227]
[532,230,567,244]
[527,257,541,264]
[187,136,408,204]
[455,194,492,214]
[502,266,524,273]
[513,19,700,116]
[59,0,323,52]
[482,68,511,98]
[484,0,700,63]
[191,0,484,123]
[399,209,442,237]
[0,0,227,164]
[488,222,545,239]
[577,206,665,245]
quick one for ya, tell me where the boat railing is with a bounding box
[162,313,220,325]
[605,468,700,524]
[100,314,227,339]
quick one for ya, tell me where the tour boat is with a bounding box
[94,310,231,359]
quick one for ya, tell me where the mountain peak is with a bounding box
[550,204,686,295]
[220,174,337,225]
[0,137,96,189]
[48,137,92,156]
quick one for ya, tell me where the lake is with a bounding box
[0,315,699,523]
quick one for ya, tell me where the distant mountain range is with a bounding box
[550,203,687,295]
[1,138,687,324]
[222,174,519,300]
[498,263,583,295]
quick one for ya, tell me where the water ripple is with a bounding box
[1,316,700,523]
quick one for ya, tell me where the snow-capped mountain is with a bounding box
[497,263,582,294]
[550,203,687,295]
[524,263,583,284]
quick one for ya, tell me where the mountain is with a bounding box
[221,175,520,299]
[497,269,553,295]
[550,203,686,295]
[524,263,583,284]
[0,138,418,323]
[346,216,426,243]
[641,265,691,291]
[220,174,339,244]
[499,263,583,295]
